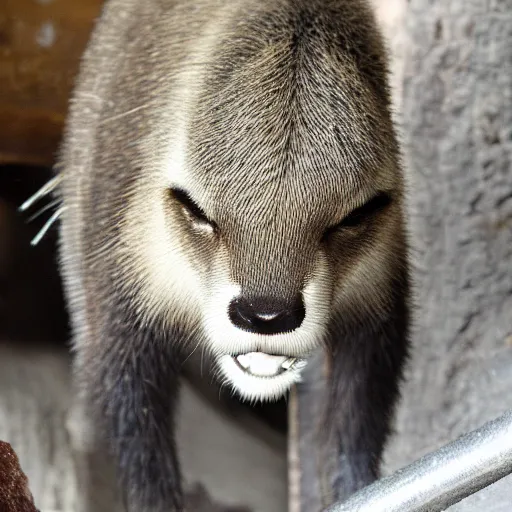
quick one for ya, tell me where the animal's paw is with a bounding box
[184,482,251,512]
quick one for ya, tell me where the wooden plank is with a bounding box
[0,0,104,167]
[288,350,337,512]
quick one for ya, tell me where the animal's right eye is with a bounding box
[170,188,213,227]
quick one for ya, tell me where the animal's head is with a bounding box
[120,2,406,401]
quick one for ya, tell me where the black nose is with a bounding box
[228,295,305,335]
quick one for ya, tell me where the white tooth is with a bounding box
[236,352,288,377]
[281,358,296,370]
[294,360,307,370]
[236,354,251,369]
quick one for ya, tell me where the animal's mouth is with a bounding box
[230,352,307,378]
[218,351,309,400]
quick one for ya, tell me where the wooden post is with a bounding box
[288,350,341,512]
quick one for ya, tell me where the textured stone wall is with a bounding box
[386,0,512,466]
[384,0,512,508]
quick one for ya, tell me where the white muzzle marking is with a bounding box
[218,353,308,402]
[204,255,331,402]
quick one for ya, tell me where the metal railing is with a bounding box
[326,409,512,512]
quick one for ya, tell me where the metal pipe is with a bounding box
[325,409,512,512]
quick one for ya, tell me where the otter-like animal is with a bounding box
[34,0,410,510]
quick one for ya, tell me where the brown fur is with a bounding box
[55,0,410,510]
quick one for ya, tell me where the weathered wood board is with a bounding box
[0,0,104,167]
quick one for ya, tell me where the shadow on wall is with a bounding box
[0,165,68,345]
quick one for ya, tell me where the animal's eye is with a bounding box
[323,192,392,238]
[170,188,212,226]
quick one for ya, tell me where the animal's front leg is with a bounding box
[327,272,410,502]
[77,324,184,512]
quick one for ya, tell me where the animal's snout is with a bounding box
[228,294,305,335]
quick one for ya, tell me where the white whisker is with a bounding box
[181,340,201,366]
[98,102,157,125]
[27,199,61,223]
[19,174,62,212]
[30,206,66,246]
[200,345,206,378]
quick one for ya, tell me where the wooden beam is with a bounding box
[0,0,104,167]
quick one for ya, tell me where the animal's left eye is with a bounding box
[170,188,214,226]
[323,192,392,239]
